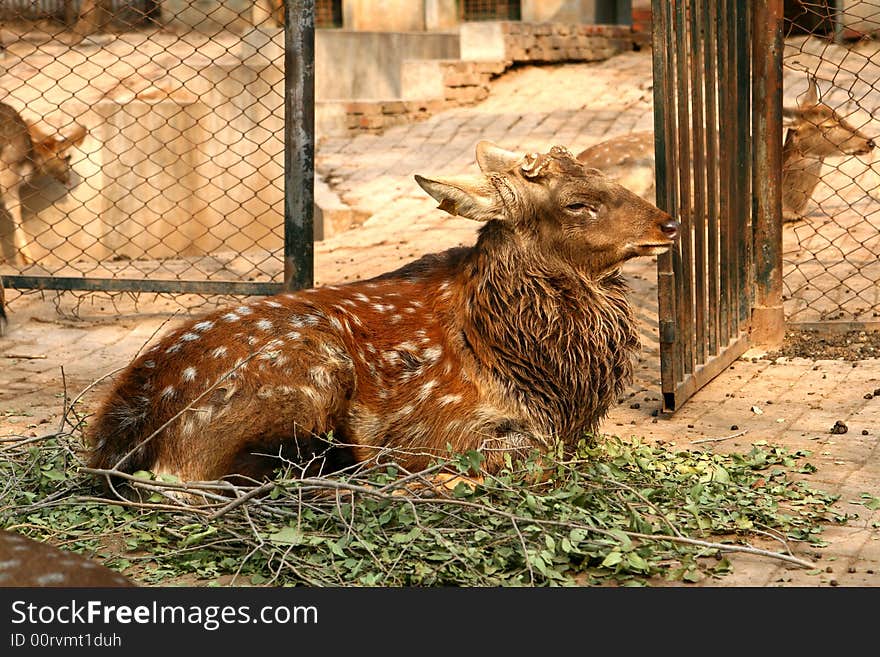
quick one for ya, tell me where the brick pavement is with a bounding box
[1,48,878,586]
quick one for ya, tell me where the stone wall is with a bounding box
[331,23,641,136]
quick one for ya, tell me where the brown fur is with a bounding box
[577,77,875,222]
[87,142,679,484]
[0,102,87,265]
[0,529,134,587]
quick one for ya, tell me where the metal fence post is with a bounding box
[284,0,316,291]
[750,0,784,347]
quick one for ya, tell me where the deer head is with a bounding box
[416,141,679,276]
[28,123,87,187]
[783,77,875,158]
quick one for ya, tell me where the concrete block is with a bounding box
[401,59,446,100]
[460,22,507,61]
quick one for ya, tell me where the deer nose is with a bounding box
[660,218,680,240]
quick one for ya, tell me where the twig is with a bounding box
[691,429,749,444]
[209,482,276,520]
[3,353,47,359]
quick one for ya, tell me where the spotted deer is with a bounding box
[576,78,875,222]
[87,142,679,486]
[0,529,134,587]
[0,102,87,265]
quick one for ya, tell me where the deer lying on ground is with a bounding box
[87,141,679,486]
[0,529,134,587]
[0,102,87,265]
[576,78,875,222]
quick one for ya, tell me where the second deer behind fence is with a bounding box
[576,77,875,222]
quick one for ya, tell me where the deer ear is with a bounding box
[60,124,87,149]
[475,141,523,173]
[800,76,820,108]
[415,173,506,222]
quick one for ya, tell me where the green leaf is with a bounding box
[601,551,623,568]
[268,526,303,546]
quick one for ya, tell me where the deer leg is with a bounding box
[151,351,357,484]
[0,183,32,265]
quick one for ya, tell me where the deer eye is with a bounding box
[566,202,597,214]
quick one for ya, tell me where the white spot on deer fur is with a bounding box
[264,300,282,308]
[182,367,197,382]
[382,351,401,365]
[256,319,273,331]
[144,360,156,368]
[299,385,322,404]
[223,312,240,322]
[290,314,320,328]
[35,573,67,586]
[166,343,181,354]
[342,299,356,307]
[365,343,378,354]
[193,320,214,332]
[396,341,417,351]
[418,380,438,399]
[391,314,402,323]
[353,293,369,303]
[310,365,332,388]
[395,404,414,418]
[423,346,443,363]
[286,330,301,340]
[329,317,343,331]
[372,303,392,313]
[247,336,258,346]
[161,385,175,399]
[236,306,253,315]
[181,332,200,342]
[212,346,228,359]
[439,394,461,406]
[404,307,416,314]
[410,300,423,308]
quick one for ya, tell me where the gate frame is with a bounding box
[2,0,316,299]
[652,0,784,412]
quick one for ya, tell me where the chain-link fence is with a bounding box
[0,0,320,310]
[782,0,880,325]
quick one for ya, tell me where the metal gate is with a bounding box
[652,0,785,411]
[1,0,316,300]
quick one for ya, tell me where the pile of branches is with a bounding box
[0,394,846,586]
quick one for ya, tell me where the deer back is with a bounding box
[0,529,134,587]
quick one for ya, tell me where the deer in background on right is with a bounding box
[576,76,875,223]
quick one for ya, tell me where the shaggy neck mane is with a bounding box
[457,221,640,442]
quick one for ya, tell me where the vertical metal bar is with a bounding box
[751,0,785,347]
[717,0,732,346]
[689,0,707,367]
[833,0,845,44]
[653,0,678,409]
[735,0,751,328]
[284,0,316,291]
[675,0,694,376]
[704,0,720,356]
